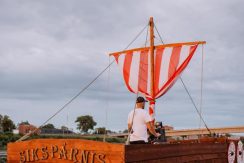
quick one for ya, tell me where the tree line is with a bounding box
[0,114,127,134]
[0,114,16,133]
[0,114,128,153]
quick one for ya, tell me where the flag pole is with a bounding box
[149,17,155,122]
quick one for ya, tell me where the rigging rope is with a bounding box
[154,23,211,135]
[179,78,211,134]
[144,24,149,47]
[199,44,204,129]
[17,23,149,142]
[103,56,111,142]
[125,24,149,50]
[154,24,165,44]
[17,60,115,142]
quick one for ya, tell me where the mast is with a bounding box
[149,17,155,99]
[149,17,155,121]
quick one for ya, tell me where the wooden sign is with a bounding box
[7,139,124,163]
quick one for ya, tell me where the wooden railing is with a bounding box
[108,125,244,137]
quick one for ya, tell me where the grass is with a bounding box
[0,133,126,150]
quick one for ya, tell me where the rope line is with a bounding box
[199,44,204,129]
[144,25,149,47]
[154,24,165,44]
[17,23,149,142]
[17,60,115,142]
[103,56,111,142]
[179,77,211,135]
[125,24,149,50]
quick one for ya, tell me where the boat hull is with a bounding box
[125,143,227,163]
[7,138,238,163]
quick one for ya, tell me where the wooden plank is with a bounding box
[125,143,228,163]
[109,125,244,137]
[7,139,125,163]
[166,126,244,136]
[129,157,227,163]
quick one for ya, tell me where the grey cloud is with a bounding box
[0,0,244,131]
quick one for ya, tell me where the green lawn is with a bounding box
[0,133,125,150]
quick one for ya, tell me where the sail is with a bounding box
[110,41,205,119]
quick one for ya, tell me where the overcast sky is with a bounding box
[0,0,244,132]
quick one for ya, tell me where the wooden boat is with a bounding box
[7,17,244,163]
[7,138,243,162]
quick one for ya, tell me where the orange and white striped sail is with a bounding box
[110,41,205,119]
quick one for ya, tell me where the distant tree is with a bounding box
[225,133,231,137]
[123,129,128,133]
[1,115,16,132]
[240,136,244,144]
[0,114,3,132]
[105,130,115,134]
[75,115,97,133]
[19,121,30,125]
[42,123,55,129]
[61,126,68,130]
[95,127,106,134]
